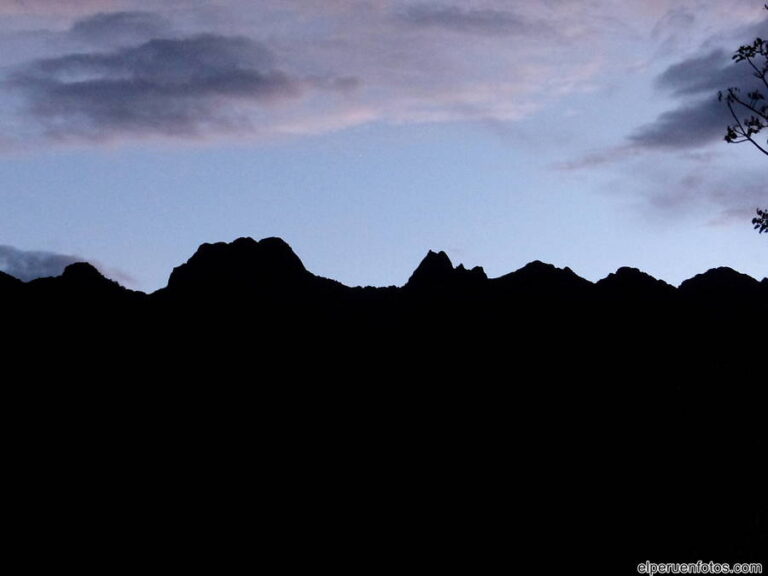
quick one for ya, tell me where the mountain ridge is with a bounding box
[0,236,764,297]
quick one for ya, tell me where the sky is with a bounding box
[0,0,765,292]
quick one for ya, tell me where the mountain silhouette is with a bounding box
[493,259,593,297]
[1,236,765,571]
[596,266,676,300]
[166,237,309,294]
[20,261,143,316]
[679,266,764,300]
[406,249,487,292]
[48,262,133,295]
[4,237,763,312]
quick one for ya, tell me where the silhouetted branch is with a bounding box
[720,6,768,237]
[754,208,768,233]
[721,7,768,161]
[722,90,768,155]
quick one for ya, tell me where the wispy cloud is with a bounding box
[0,1,120,16]
[0,245,135,285]
[70,10,173,46]
[0,245,83,281]
[398,4,548,36]
[663,168,765,225]
[554,145,639,171]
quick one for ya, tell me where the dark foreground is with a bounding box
[2,237,766,572]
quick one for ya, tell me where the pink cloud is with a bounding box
[0,0,122,16]
[1,0,763,149]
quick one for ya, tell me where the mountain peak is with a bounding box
[57,262,130,297]
[406,250,487,290]
[62,262,105,282]
[679,267,761,298]
[596,267,675,298]
[495,260,592,295]
[521,260,554,272]
[409,250,453,279]
[166,236,308,293]
[406,250,453,289]
[513,260,583,280]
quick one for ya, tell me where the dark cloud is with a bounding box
[8,34,308,139]
[631,44,765,150]
[629,96,730,149]
[70,11,173,46]
[654,49,749,96]
[399,4,543,36]
[0,246,82,282]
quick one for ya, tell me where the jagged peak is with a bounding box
[406,250,488,288]
[421,250,454,270]
[406,250,453,286]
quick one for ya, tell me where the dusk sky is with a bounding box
[0,0,765,291]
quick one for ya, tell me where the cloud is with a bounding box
[70,11,173,46]
[8,34,310,139]
[661,168,766,225]
[654,49,751,96]
[0,245,136,286]
[560,12,767,171]
[398,4,546,36]
[630,17,767,151]
[12,1,744,148]
[1,3,597,144]
[651,6,696,48]
[0,246,82,282]
[0,1,120,16]
[628,96,731,149]
[554,145,638,171]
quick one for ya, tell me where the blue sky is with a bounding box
[0,0,765,291]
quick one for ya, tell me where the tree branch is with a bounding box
[727,89,768,121]
[727,96,768,156]
[745,55,768,92]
